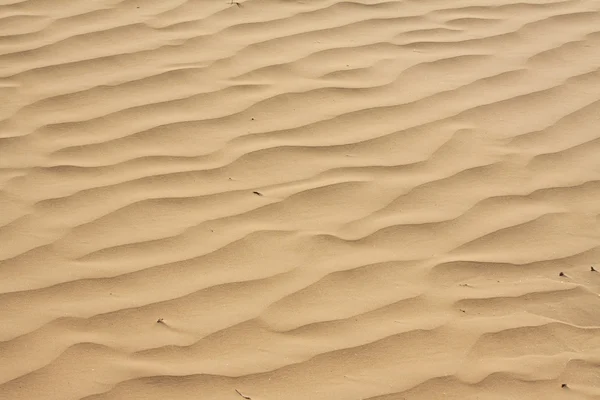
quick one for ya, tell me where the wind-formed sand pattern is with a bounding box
[1,0,600,399]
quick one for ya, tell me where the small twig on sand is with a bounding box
[235,389,251,399]
[157,318,164,324]
[253,191,263,196]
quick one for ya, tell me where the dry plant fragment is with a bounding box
[157,318,164,324]
[235,389,251,399]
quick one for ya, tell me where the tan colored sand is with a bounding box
[1,0,600,399]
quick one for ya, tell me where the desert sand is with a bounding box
[1,0,600,399]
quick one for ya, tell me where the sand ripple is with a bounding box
[1,0,600,399]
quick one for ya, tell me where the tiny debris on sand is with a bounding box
[235,389,251,399]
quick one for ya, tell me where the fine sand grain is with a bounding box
[1,0,600,399]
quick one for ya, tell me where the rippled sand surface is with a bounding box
[1,0,600,399]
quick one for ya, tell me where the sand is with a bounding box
[1,0,600,399]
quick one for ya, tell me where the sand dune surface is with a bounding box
[1,0,600,399]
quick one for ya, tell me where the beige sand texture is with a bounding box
[1,0,600,399]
